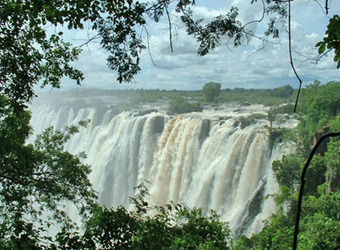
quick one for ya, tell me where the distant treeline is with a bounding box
[41,85,295,97]
[38,84,297,109]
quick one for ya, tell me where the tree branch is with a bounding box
[242,0,266,29]
[310,0,330,16]
[76,34,101,48]
[145,0,173,13]
[164,3,174,53]
[293,47,332,67]
[142,25,157,66]
[288,0,303,113]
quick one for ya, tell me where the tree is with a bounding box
[55,184,231,249]
[168,95,201,114]
[272,85,294,98]
[0,95,96,247]
[299,81,340,125]
[202,82,221,102]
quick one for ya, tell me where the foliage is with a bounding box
[291,81,340,158]
[272,155,302,191]
[78,206,138,249]
[267,104,296,126]
[0,94,96,248]
[234,191,340,249]
[248,213,294,249]
[242,191,340,249]
[181,6,243,56]
[237,113,267,129]
[298,81,340,125]
[202,82,222,102]
[316,15,340,69]
[324,139,340,191]
[0,0,86,105]
[176,0,339,74]
[178,0,289,56]
[0,0,159,101]
[55,184,231,249]
[218,88,296,106]
[168,95,201,114]
[272,85,294,98]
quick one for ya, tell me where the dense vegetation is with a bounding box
[54,184,231,249]
[203,82,222,102]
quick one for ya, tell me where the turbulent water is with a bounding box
[30,99,295,237]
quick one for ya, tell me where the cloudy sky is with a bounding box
[58,0,340,91]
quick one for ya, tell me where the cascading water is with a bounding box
[29,98,295,237]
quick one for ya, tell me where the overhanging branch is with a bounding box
[164,3,174,53]
[288,0,303,113]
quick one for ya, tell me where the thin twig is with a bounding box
[144,0,172,13]
[311,0,330,17]
[77,34,101,48]
[243,30,276,46]
[242,0,266,29]
[164,3,174,53]
[293,131,340,250]
[293,48,332,67]
[142,25,157,66]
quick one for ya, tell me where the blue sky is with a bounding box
[56,0,340,91]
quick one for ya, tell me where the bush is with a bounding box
[272,85,294,98]
[168,96,202,114]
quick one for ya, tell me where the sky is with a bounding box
[56,0,340,91]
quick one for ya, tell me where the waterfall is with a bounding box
[29,101,293,237]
